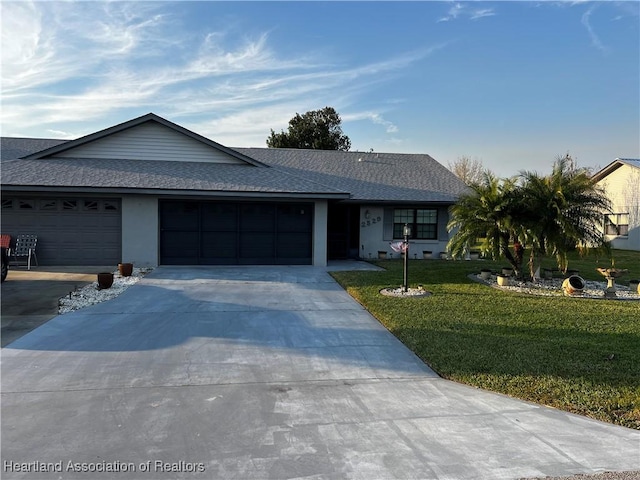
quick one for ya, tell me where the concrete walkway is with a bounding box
[1,265,638,479]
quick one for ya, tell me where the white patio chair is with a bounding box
[12,234,38,270]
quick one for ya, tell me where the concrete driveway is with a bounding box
[0,266,108,347]
[1,265,638,479]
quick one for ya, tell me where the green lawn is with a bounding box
[331,250,640,429]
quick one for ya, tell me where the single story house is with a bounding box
[593,158,640,251]
[1,113,468,267]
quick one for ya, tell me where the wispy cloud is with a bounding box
[1,2,169,95]
[437,2,495,23]
[46,129,77,139]
[344,111,399,134]
[581,5,609,53]
[548,1,637,51]
[438,2,463,22]
[0,2,442,142]
[470,9,496,21]
[612,1,640,19]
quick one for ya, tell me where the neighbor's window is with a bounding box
[393,208,438,240]
[605,213,629,236]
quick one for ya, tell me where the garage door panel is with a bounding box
[240,204,275,232]
[35,214,60,228]
[161,231,198,262]
[277,233,313,259]
[161,202,199,230]
[200,232,237,259]
[160,201,312,265]
[0,197,121,265]
[277,205,313,232]
[79,218,103,228]
[201,204,237,231]
[240,232,275,259]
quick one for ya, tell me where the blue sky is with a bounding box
[2,1,638,176]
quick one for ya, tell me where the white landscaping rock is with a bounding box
[58,267,153,314]
[476,274,640,300]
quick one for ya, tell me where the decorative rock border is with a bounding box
[470,273,640,301]
[58,267,153,314]
[380,287,432,297]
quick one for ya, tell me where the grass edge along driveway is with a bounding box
[330,251,640,430]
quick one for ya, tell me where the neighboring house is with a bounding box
[0,113,468,267]
[593,158,640,251]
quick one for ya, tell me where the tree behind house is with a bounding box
[266,106,351,151]
[448,156,490,186]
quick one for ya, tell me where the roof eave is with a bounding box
[592,160,624,182]
[338,198,459,205]
[0,184,350,200]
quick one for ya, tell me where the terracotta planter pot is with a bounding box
[378,251,387,259]
[422,251,432,259]
[562,275,585,296]
[97,272,114,289]
[118,262,133,277]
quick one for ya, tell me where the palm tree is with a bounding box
[518,157,611,278]
[448,157,611,280]
[447,172,521,274]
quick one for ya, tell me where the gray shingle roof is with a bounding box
[0,156,348,197]
[1,137,67,160]
[236,148,468,202]
[2,136,467,203]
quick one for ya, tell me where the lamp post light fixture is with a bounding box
[403,223,411,292]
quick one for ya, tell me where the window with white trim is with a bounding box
[605,213,629,236]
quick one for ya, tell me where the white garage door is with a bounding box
[1,197,121,265]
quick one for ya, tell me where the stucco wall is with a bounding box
[121,196,159,267]
[358,205,450,260]
[312,200,328,267]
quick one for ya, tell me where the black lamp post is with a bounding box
[403,223,411,292]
